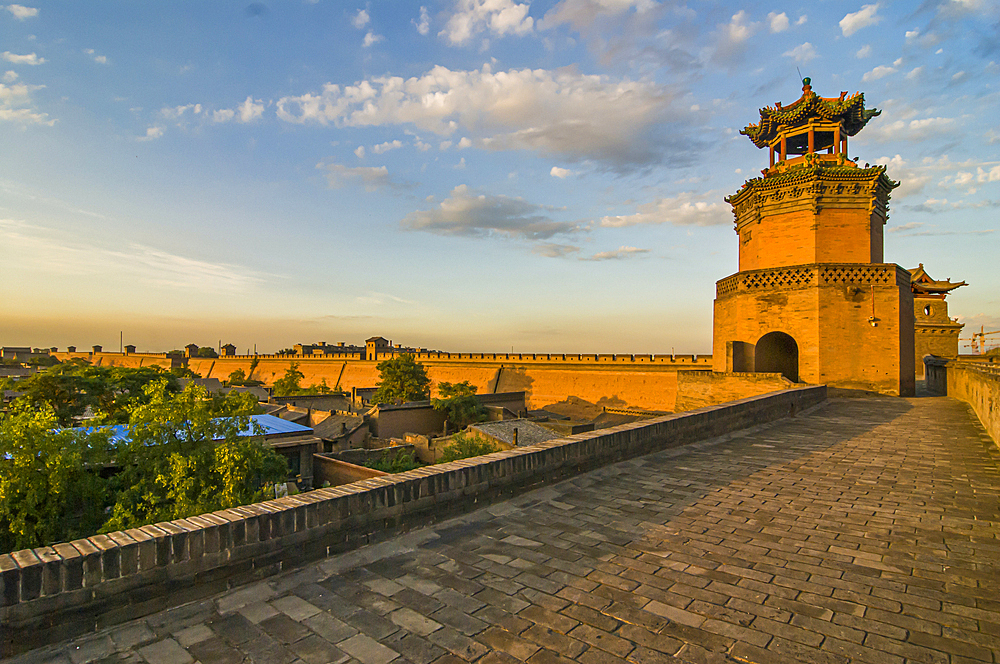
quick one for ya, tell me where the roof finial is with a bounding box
[802,77,812,94]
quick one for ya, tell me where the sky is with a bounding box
[1,0,998,355]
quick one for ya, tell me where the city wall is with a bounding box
[927,358,1000,444]
[0,385,825,656]
[54,351,714,416]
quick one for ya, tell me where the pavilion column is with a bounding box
[780,135,786,161]
[770,145,775,168]
[808,127,815,154]
[833,126,841,155]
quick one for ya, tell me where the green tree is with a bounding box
[0,404,112,553]
[271,363,305,397]
[432,381,486,430]
[196,347,218,358]
[437,432,501,463]
[103,381,285,531]
[371,354,430,405]
[227,368,247,386]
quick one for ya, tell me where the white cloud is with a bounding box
[457,136,472,149]
[352,8,370,29]
[905,66,923,80]
[865,116,954,143]
[83,48,109,65]
[319,161,410,191]
[237,96,264,123]
[795,15,807,26]
[2,70,17,83]
[872,155,1000,199]
[582,246,650,261]
[783,42,817,63]
[440,0,533,46]
[414,6,430,35]
[401,184,578,240]
[856,44,872,58]
[862,64,896,82]
[354,145,365,158]
[0,218,264,291]
[4,4,37,20]
[211,108,233,122]
[161,103,200,120]
[533,242,580,258]
[767,12,789,33]
[539,0,657,31]
[2,51,45,65]
[363,31,383,47]
[840,4,880,36]
[0,79,53,125]
[550,166,572,178]
[138,126,164,141]
[371,139,403,154]
[600,191,730,227]
[275,64,687,171]
[712,10,759,65]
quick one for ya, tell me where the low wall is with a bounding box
[674,371,793,412]
[313,455,387,488]
[0,385,825,657]
[932,360,1000,444]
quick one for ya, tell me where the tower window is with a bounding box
[923,305,931,316]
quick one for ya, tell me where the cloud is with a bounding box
[581,246,650,261]
[440,0,533,46]
[237,96,264,122]
[538,0,657,31]
[161,103,201,120]
[363,31,383,47]
[862,64,896,81]
[83,48,109,65]
[138,126,164,141]
[414,6,430,35]
[712,10,758,66]
[767,12,789,33]
[276,64,689,171]
[4,4,37,20]
[0,218,264,292]
[864,116,954,143]
[401,184,579,240]
[212,108,235,122]
[886,221,924,233]
[856,44,872,58]
[0,79,53,125]
[371,139,402,154]
[783,42,817,63]
[840,4,880,37]
[319,161,412,191]
[1,70,15,83]
[351,8,370,29]
[354,145,365,158]
[533,242,580,257]
[550,166,573,178]
[600,191,730,227]
[2,51,45,65]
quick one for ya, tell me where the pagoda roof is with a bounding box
[741,80,881,148]
[908,263,967,295]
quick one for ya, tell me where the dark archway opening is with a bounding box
[755,331,799,382]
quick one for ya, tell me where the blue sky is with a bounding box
[1,0,998,354]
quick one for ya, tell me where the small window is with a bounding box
[923,305,932,316]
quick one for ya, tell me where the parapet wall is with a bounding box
[929,359,1000,444]
[0,385,825,657]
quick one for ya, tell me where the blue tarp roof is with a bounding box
[70,413,312,446]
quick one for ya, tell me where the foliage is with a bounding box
[437,432,501,463]
[0,404,112,553]
[28,355,61,367]
[227,368,247,386]
[196,347,218,358]
[432,381,486,430]
[272,364,305,397]
[364,448,421,473]
[102,381,286,532]
[371,354,431,405]
[248,356,260,375]
[277,348,296,356]
[170,366,201,379]
[12,360,180,426]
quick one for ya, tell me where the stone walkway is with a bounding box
[11,396,1000,664]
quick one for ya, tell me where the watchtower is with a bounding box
[713,78,915,396]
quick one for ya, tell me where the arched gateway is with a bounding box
[755,332,798,382]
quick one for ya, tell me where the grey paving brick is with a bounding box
[136,639,192,664]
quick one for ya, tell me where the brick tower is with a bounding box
[713,78,915,396]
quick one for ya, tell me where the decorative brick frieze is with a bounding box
[716,263,909,298]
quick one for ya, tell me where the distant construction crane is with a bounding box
[961,325,1000,354]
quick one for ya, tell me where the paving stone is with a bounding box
[185,637,245,664]
[288,635,350,664]
[172,625,214,649]
[135,639,192,664]
[337,634,400,664]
